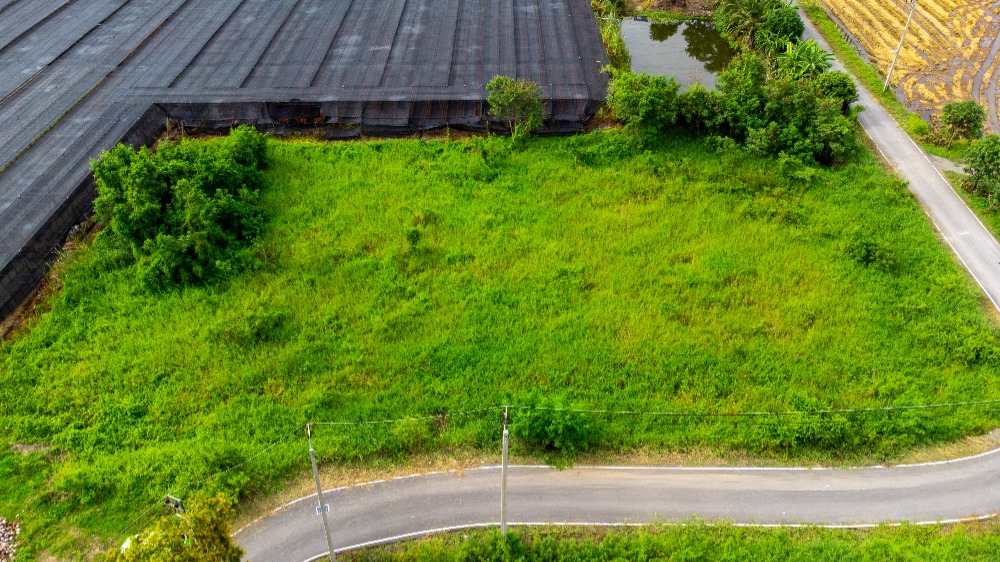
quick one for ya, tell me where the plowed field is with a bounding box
[819,0,1000,132]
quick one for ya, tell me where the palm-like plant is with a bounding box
[776,39,833,79]
[713,0,784,49]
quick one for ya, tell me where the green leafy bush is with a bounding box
[754,4,804,54]
[100,495,242,562]
[678,83,726,134]
[608,72,681,136]
[510,395,597,458]
[91,125,268,289]
[964,135,1000,207]
[814,71,859,115]
[486,76,544,137]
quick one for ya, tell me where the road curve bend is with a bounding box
[236,449,1000,562]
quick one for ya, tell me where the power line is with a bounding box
[506,398,1000,418]
[311,407,500,427]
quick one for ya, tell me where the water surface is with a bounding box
[620,18,735,88]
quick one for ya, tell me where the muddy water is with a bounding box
[620,18,735,88]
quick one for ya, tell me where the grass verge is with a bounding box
[347,522,1000,561]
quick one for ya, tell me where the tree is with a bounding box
[754,5,804,54]
[102,495,243,562]
[814,71,858,114]
[713,0,784,49]
[776,39,833,80]
[941,100,987,147]
[964,135,1000,207]
[485,75,544,137]
[608,72,681,136]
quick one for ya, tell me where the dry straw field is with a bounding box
[818,0,1000,131]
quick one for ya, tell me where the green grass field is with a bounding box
[349,523,1000,561]
[3,131,1000,556]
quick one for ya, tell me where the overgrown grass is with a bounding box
[348,522,1000,561]
[3,131,1000,556]
[799,0,968,162]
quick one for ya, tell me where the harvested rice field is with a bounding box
[817,0,1000,131]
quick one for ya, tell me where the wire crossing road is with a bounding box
[802,6,1000,312]
[236,451,1000,561]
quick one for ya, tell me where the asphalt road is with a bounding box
[801,6,1000,313]
[235,450,1000,561]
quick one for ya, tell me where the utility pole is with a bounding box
[500,406,509,536]
[307,424,337,562]
[884,0,918,92]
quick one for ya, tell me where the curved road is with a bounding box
[236,450,1000,561]
[237,9,1000,562]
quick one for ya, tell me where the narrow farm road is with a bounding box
[236,451,1000,561]
[801,7,1000,313]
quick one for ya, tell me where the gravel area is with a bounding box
[0,518,18,562]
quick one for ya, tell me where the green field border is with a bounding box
[799,0,967,162]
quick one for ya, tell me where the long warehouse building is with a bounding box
[0,0,608,318]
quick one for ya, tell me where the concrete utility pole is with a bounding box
[501,406,509,536]
[307,424,337,562]
[884,0,918,92]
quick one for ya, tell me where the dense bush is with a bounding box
[754,4,804,54]
[510,395,597,458]
[91,125,268,289]
[100,495,242,562]
[814,71,859,114]
[963,134,1000,206]
[608,73,681,136]
[609,1,856,164]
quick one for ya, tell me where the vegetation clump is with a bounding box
[91,125,268,289]
[963,134,1000,207]
[486,76,544,137]
[608,0,854,164]
[100,495,242,562]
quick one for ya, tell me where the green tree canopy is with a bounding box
[608,72,681,136]
[814,71,859,115]
[964,135,1000,206]
[754,5,804,54]
[713,0,785,49]
[102,495,243,562]
[485,75,544,137]
[776,39,833,80]
[942,100,987,147]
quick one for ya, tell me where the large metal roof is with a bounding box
[0,0,608,318]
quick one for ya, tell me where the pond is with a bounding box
[620,18,735,89]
